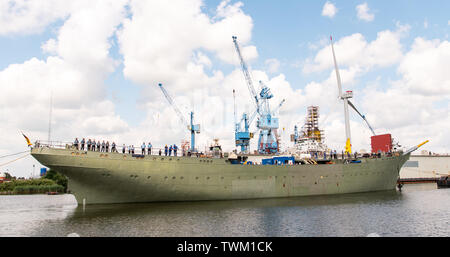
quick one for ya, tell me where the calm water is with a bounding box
[0,184,448,237]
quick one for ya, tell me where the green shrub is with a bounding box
[0,182,14,192]
[44,170,68,192]
[1,176,66,193]
[12,184,64,194]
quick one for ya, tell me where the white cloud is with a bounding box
[41,39,58,55]
[397,38,450,96]
[117,0,256,95]
[303,25,408,74]
[0,1,93,35]
[322,1,338,18]
[265,58,281,73]
[356,3,374,22]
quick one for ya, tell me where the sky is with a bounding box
[0,0,449,178]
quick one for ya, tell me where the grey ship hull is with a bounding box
[31,147,410,204]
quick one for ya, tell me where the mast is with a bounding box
[330,36,352,154]
[47,91,53,144]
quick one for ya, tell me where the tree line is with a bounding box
[0,170,68,194]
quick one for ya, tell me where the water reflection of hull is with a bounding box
[68,189,403,219]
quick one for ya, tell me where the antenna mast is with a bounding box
[48,91,53,144]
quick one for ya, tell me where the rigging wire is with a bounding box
[0,150,30,159]
[0,154,30,167]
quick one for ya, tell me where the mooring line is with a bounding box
[0,150,30,159]
[0,154,30,167]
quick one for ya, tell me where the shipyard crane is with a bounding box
[232,36,284,154]
[272,99,286,116]
[232,36,260,115]
[158,83,200,152]
[330,36,377,154]
[233,89,252,153]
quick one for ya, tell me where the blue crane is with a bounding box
[232,36,285,154]
[232,36,260,115]
[158,83,200,152]
[233,89,253,153]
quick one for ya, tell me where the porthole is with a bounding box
[172,176,176,179]
[147,176,151,179]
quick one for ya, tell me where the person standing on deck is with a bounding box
[92,139,96,151]
[112,142,116,152]
[141,142,146,155]
[148,142,152,155]
[173,144,178,157]
[164,145,168,156]
[122,144,126,154]
[87,139,91,151]
[101,141,105,152]
[106,141,110,152]
[81,138,85,151]
[74,138,79,150]
[169,145,173,156]
[159,149,162,156]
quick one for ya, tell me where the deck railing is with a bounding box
[34,140,201,157]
